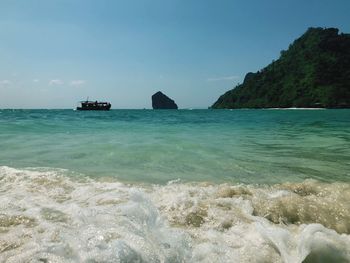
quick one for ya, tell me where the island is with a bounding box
[152,91,178,109]
[212,27,350,109]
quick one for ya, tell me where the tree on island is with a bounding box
[212,27,350,109]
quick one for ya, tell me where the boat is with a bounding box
[76,100,111,111]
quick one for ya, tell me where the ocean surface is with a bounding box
[0,109,349,262]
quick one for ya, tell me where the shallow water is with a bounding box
[1,109,350,184]
[0,109,349,262]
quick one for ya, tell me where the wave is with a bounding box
[0,166,349,262]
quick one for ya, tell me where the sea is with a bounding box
[0,109,349,263]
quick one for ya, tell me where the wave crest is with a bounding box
[0,166,349,262]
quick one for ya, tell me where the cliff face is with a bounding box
[212,27,350,109]
[152,91,178,109]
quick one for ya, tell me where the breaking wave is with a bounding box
[0,166,349,263]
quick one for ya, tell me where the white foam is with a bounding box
[0,166,349,262]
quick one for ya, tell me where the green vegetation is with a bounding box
[212,27,350,108]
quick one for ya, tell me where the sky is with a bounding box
[0,0,349,109]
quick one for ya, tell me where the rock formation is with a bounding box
[152,91,178,109]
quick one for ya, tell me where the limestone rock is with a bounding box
[152,91,178,109]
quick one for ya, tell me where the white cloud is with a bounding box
[207,75,240,82]
[49,79,63,86]
[0,80,12,87]
[33,79,39,83]
[69,80,86,87]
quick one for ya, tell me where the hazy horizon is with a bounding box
[1,0,350,109]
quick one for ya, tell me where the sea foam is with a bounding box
[0,166,349,263]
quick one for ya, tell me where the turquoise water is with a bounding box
[1,109,350,262]
[1,109,349,183]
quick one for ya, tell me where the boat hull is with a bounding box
[76,106,111,111]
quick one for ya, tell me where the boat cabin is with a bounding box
[77,100,111,111]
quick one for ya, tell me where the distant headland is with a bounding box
[212,27,350,109]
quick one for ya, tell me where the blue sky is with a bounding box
[0,0,349,108]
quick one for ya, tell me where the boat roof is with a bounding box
[80,101,110,103]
